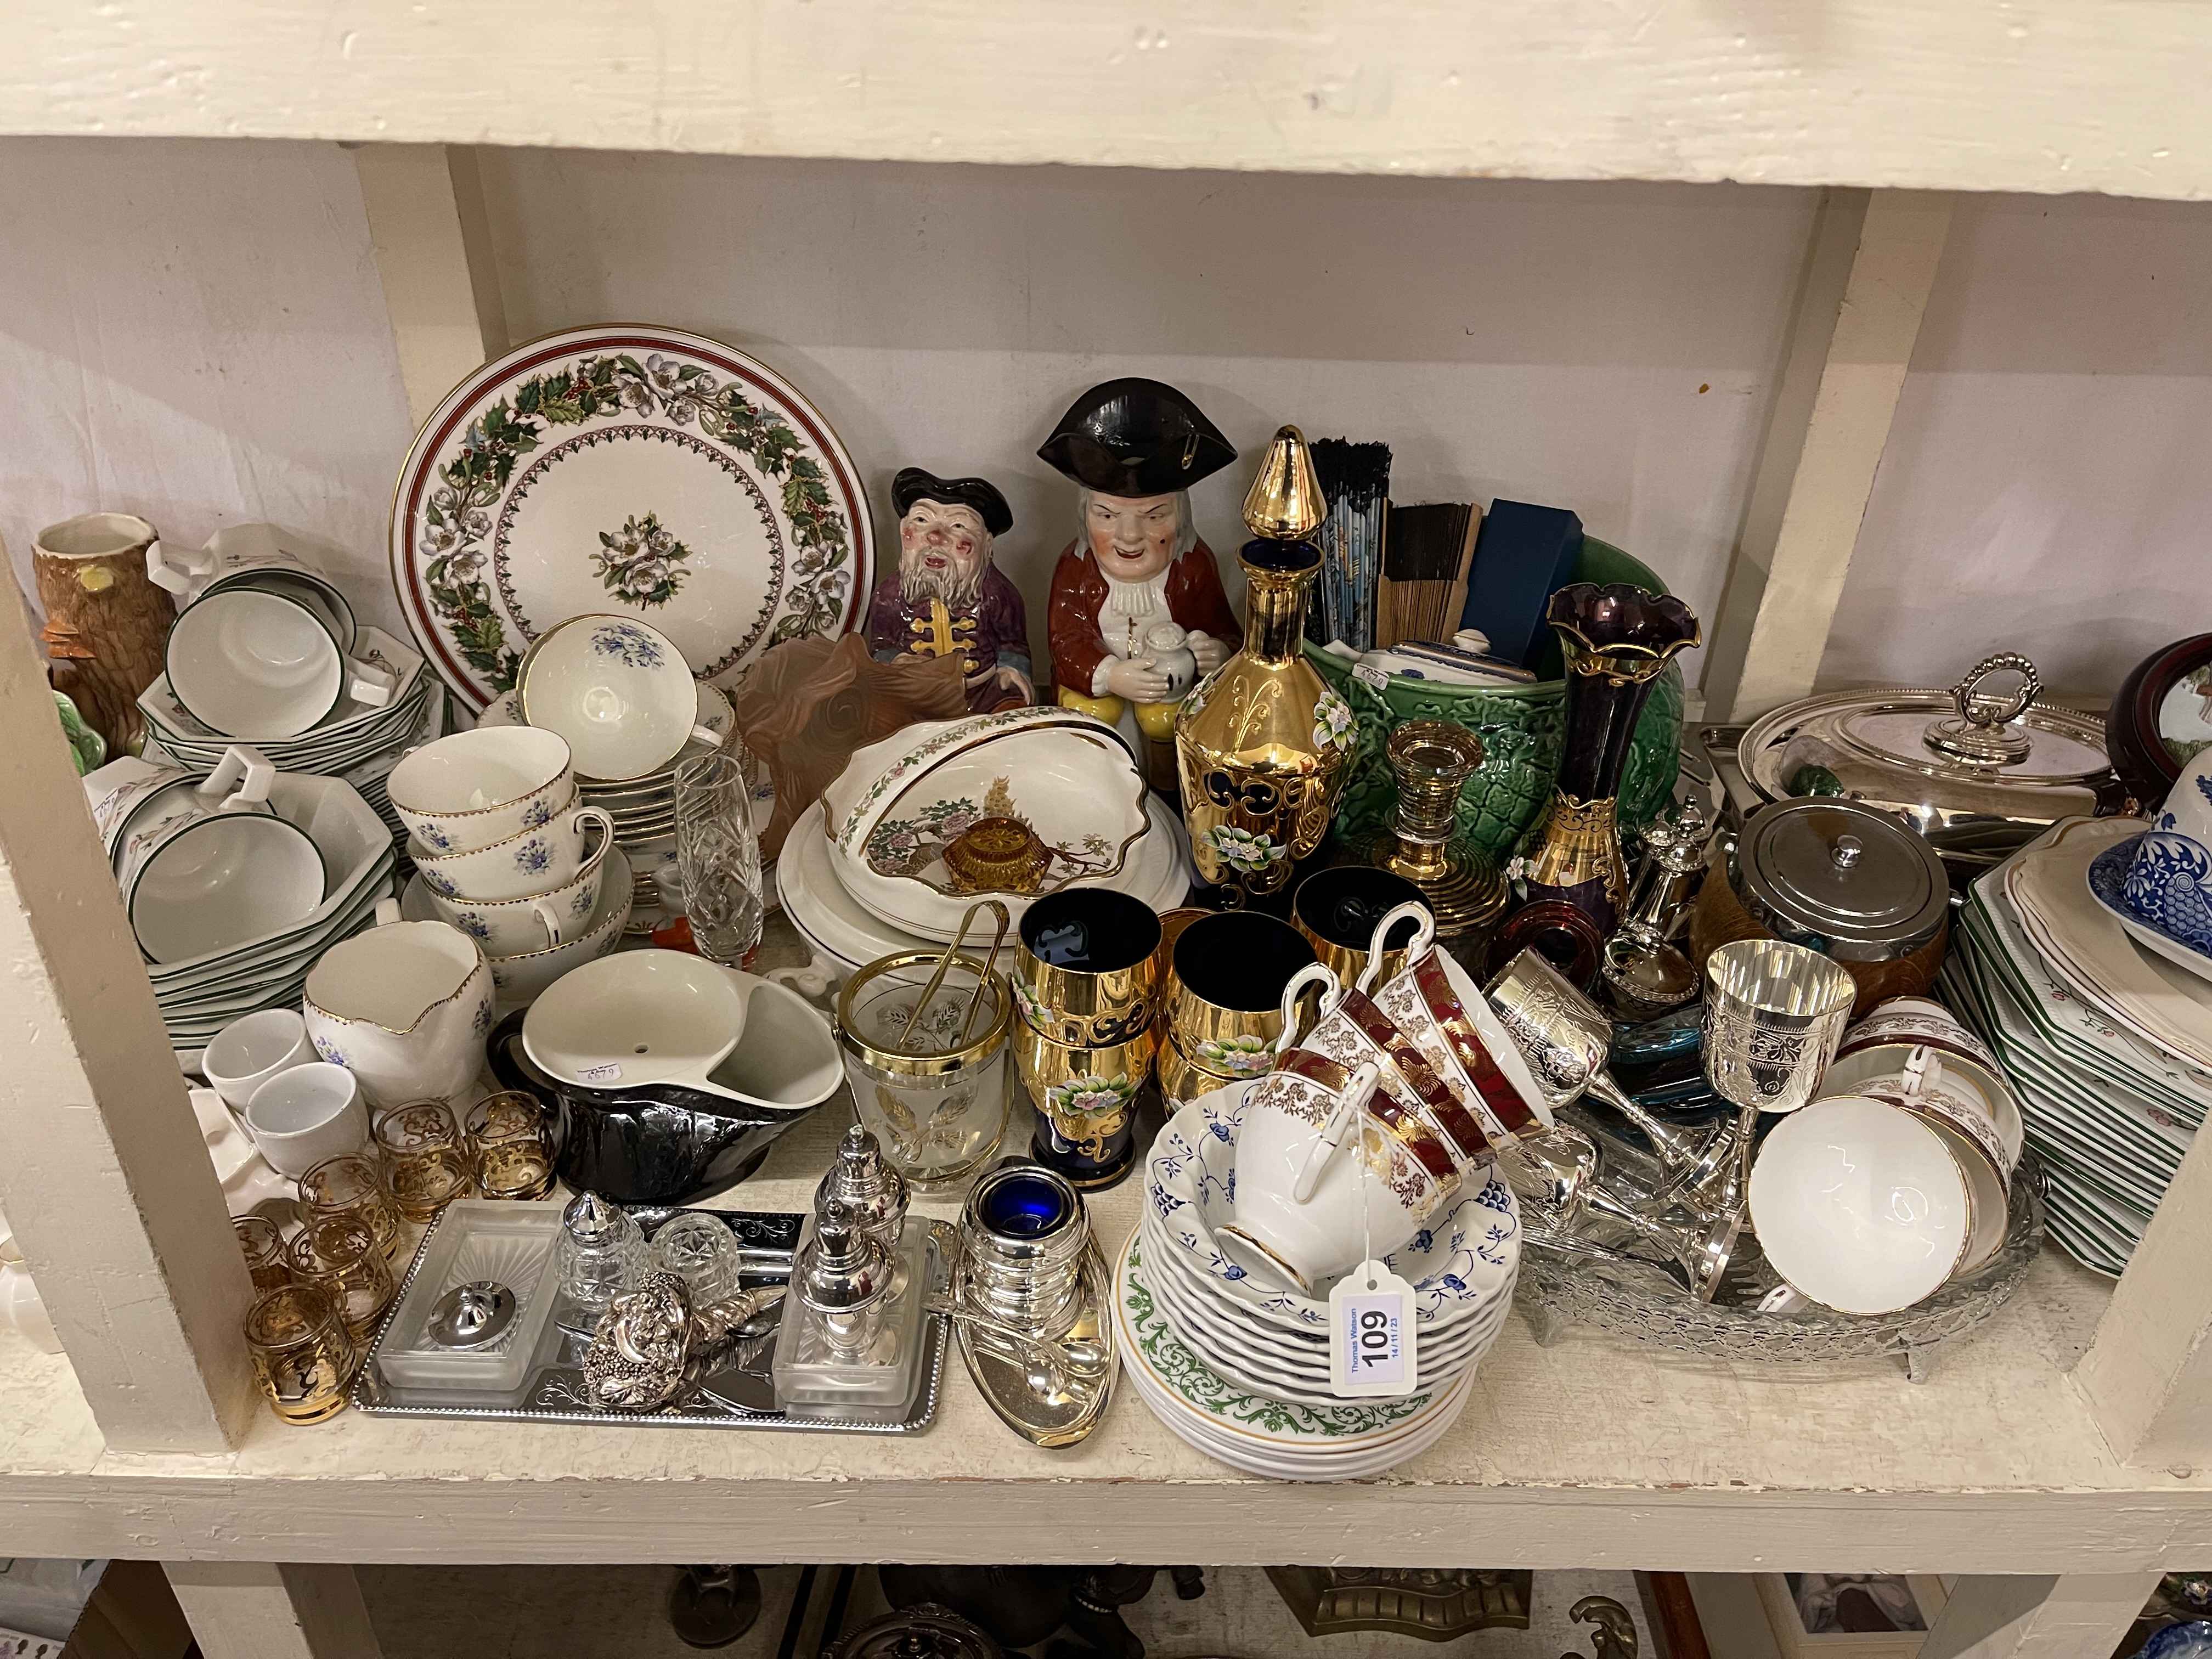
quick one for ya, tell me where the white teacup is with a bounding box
[387,726,577,854]
[411,805,615,903]
[202,1007,317,1114]
[426,829,612,953]
[302,900,495,1107]
[244,1061,371,1178]
[1220,1058,1455,1295]
[166,585,395,740]
[145,522,355,639]
[116,747,328,964]
[516,614,715,782]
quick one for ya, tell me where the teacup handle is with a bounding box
[689,723,726,752]
[374,896,402,928]
[1897,1044,1942,1099]
[1355,901,1436,996]
[1290,1058,1384,1204]
[144,537,216,600]
[529,898,566,949]
[345,656,398,709]
[1273,962,1342,1057]
[567,805,616,848]
[197,745,276,812]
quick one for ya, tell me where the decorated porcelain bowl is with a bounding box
[1147,1082,1519,1333]
[516,614,708,783]
[522,949,748,1090]
[423,829,613,955]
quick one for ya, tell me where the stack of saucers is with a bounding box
[777,707,1192,973]
[1116,1085,1518,1479]
[1940,815,2211,1273]
[83,760,398,1060]
[142,626,444,854]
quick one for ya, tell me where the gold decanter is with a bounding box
[1175,426,1355,904]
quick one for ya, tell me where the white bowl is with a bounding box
[387,726,577,854]
[411,806,614,903]
[521,949,749,1088]
[424,834,613,955]
[127,810,328,966]
[166,586,350,739]
[1747,1093,1972,1315]
[517,614,702,783]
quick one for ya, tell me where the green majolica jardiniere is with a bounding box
[1306,537,1683,864]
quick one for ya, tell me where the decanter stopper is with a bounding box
[814,1124,910,1248]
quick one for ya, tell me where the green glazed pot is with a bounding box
[53,691,107,776]
[1306,536,1684,864]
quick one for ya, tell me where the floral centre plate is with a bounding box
[391,326,872,710]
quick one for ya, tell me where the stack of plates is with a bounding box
[1114,1086,1517,1477]
[1113,1229,1477,1481]
[1939,816,2211,1274]
[139,627,436,774]
[129,774,399,1062]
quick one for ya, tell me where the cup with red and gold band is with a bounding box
[1297,983,1499,1176]
[1352,900,1555,1147]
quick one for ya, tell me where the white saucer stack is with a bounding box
[1116,1086,1519,1479]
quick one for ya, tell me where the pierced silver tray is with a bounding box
[352,1205,950,1433]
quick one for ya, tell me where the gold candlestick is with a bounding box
[1356,720,1507,938]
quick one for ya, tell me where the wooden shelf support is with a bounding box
[352,143,508,431]
[1702,190,1953,722]
[1922,1575,2162,1659]
[166,1564,384,1659]
[0,589,257,1452]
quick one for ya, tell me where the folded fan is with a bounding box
[1378,501,1480,649]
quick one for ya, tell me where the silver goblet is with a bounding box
[1698,939,1856,1222]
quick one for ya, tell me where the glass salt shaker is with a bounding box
[554,1190,647,1311]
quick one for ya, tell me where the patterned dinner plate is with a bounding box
[390,325,873,711]
[1112,1225,1468,1455]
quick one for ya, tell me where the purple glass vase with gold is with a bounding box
[1519,583,1701,935]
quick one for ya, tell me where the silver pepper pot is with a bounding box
[797,1199,893,1351]
[814,1123,910,1248]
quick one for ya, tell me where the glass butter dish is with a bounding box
[372,1199,563,1401]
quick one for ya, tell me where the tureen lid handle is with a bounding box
[1922,651,2040,767]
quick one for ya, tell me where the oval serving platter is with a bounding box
[390,324,874,711]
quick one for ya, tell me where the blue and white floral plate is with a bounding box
[2088,831,2212,988]
[1145,1084,1519,1338]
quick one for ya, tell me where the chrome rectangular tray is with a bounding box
[351,1205,949,1434]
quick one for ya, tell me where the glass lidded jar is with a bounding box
[836,949,1013,1192]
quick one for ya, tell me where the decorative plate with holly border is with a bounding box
[389,325,873,712]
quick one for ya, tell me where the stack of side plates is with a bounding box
[138,627,435,774]
[1112,1229,1477,1481]
[778,795,1190,975]
[121,774,398,1062]
[1113,1085,1516,1477]
[1940,816,2211,1274]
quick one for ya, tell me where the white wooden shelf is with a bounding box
[0,1096,2206,1573]
[7,0,2212,199]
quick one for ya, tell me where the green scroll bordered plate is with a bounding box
[1307,537,1684,863]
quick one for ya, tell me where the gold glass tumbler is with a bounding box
[373,1100,475,1222]
[244,1282,358,1425]
[297,1153,402,1263]
[465,1091,556,1200]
